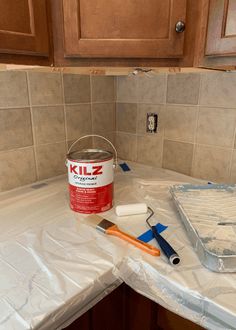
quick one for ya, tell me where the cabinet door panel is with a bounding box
[206,0,236,56]
[63,0,187,58]
[0,0,50,56]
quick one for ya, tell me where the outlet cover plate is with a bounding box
[146,113,158,133]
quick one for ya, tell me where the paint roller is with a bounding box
[115,203,180,266]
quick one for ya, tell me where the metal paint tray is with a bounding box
[170,184,236,272]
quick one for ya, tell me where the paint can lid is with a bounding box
[67,149,113,162]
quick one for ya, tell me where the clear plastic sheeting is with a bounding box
[0,162,236,329]
[0,178,121,330]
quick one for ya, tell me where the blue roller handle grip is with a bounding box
[151,226,180,265]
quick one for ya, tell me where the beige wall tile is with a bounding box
[63,74,90,104]
[164,105,197,143]
[28,72,63,106]
[0,71,29,108]
[65,104,92,141]
[35,142,67,180]
[92,103,115,134]
[192,144,231,182]
[116,133,137,161]
[93,132,116,155]
[230,150,236,183]
[32,106,65,145]
[0,147,36,192]
[200,72,236,108]
[0,108,33,151]
[116,103,137,133]
[137,135,163,167]
[67,137,93,153]
[137,74,167,104]
[167,73,200,105]
[91,76,115,102]
[162,140,194,175]
[137,104,164,135]
[116,76,137,103]
[197,107,236,148]
[67,134,116,165]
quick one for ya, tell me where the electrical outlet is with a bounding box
[146,113,158,133]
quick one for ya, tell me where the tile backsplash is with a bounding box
[116,72,236,183]
[1,69,236,192]
[0,71,115,192]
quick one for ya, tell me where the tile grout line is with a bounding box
[228,148,234,183]
[26,71,39,181]
[90,74,94,147]
[164,72,168,105]
[228,120,236,182]
[135,102,138,162]
[0,141,69,156]
[134,75,140,162]
[60,71,69,152]
[114,77,117,147]
[159,106,165,169]
[0,101,119,110]
[161,74,168,168]
[190,73,202,177]
[114,132,235,152]
[1,101,236,111]
[114,76,117,152]
[191,106,200,177]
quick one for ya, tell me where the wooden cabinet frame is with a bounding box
[52,0,201,67]
[62,0,186,58]
[0,0,53,65]
[194,0,236,69]
[205,0,236,56]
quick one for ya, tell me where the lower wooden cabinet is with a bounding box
[64,284,204,330]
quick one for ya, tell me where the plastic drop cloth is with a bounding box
[1,162,236,329]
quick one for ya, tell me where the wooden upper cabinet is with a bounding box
[205,0,236,56]
[62,0,187,58]
[0,0,50,57]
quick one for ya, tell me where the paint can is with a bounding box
[66,135,117,214]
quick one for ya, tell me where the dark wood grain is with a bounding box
[64,284,205,330]
[124,285,157,330]
[157,305,204,330]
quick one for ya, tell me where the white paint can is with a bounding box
[66,135,117,214]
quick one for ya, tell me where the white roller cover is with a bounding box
[115,203,148,216]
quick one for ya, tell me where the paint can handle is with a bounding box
[67,134,118,167]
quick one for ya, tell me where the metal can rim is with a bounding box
[67,148,113,163]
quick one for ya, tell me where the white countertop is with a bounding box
[0,162,236,330]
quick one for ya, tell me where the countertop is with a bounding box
[0,162,236,330]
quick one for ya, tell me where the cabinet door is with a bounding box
[0,0,50,56]
[62,0,187,58]
[206,0,236,56]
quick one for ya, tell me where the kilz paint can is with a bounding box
[66,135,117,214]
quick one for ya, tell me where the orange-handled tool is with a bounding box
[86,215,160,256]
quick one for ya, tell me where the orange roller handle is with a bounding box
[106,225,160,256]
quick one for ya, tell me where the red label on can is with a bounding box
[69,183,113,213]
[67,158,113,214]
